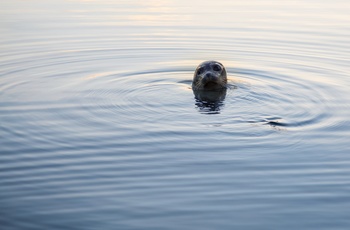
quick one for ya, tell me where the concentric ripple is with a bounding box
[75,68,194,128]
[229,68,331,128]
[70,62,343,134]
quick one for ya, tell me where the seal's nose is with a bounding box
[203,72,216,81]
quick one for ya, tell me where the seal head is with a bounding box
[192,61,227,91]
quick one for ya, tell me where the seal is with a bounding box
[192,61,227,91]
[194,88,227,114]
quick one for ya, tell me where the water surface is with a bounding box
[1,0,350,229]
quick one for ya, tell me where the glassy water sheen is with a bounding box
[1,1,350,229]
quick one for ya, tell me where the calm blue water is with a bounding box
[1,0,350,229]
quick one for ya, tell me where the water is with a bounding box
[1,0,350,229]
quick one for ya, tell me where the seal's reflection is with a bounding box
[193,88,227,114]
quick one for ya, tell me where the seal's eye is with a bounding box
[197,67,204,75]
[213,64,221,72]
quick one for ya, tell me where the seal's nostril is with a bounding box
[204,73,217,81]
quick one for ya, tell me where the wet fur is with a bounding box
[192,61,227,91]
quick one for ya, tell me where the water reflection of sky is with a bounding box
[1,1,350,230]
